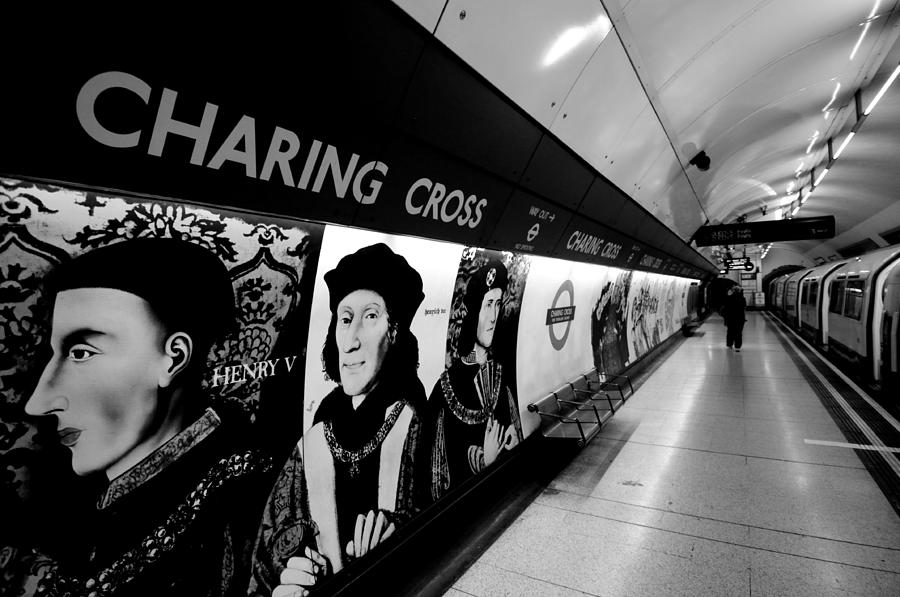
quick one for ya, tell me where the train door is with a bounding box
[872,258,900,383]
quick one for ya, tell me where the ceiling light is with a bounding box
[833,132,855,158]
[791,205,800,216]
[542,14,612,67]
[863,63,900,115]
[850,21,871,61]
[814,168,829,186]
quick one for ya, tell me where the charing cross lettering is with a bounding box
[76,71,493,226]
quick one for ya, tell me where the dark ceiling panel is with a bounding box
[520,136,594,209]
[398,44,543,181]
[577,176,628,224]
[610,199,645,238]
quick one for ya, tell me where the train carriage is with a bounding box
[827,246,900,381]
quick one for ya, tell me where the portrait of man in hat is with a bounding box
[424,258,524,502]
[250,242,428,596]
[24,237,271,597]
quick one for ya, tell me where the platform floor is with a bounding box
[444,312,900,597]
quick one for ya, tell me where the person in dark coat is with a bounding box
[424,260,523,502]
[723,286,748,352]
[23,238,272,597]
[250,243,428,597]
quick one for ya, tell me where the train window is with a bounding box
[800,283,808,305]
[843,280,865,320]
[809,281,819,304]
[830,280,846,314]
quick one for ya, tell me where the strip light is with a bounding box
[791,205,800,216]
[814,168,829,187]
[863,63,900,115]
[833,132,855,159]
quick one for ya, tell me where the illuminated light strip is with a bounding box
[863,63,900,115]
[833,132,855,159]
[849,21,871,61]
[804,438,900,453]
[814,167,829,186]
[791,205,800,216]
[764,313,900,478]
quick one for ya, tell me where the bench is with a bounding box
[582,368,633,403]
[681,316,701,336]
[529,372,627,447]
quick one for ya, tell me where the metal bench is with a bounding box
[527,385,603,447]
[581,368,633,403]
[681,316,701,336]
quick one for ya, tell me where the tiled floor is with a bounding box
[445,313,900,596]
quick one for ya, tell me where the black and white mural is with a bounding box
[0,177,698,596]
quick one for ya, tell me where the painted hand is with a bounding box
[344,510,396,560]
[482,417,505,468]
[272,546,330,597]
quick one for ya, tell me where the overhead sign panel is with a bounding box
[723,258,755,271]
[694,216,835,246]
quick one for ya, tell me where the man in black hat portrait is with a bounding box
[24,237,271,597]
[250,243,428,596]
[425,259,523,502]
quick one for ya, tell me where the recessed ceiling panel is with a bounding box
[632,147,681,221]
[550,32,649,173]
[601,105,671,195]
[435,0,613,128]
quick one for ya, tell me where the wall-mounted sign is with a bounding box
[488,189,571,255]
[740,273,757,280]
[694,216,835,246]
[723,258,754,271]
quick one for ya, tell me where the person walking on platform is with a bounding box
[723,286,747,351]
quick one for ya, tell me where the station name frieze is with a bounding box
[75,71,492,228]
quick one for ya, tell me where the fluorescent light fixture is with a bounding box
[791,205,800,216]
[800,190,808,204]
[542,14,612,67]
[814,167,829,186]
[850,21,871,61]
[833,132,855,158]
[868,0,882,19]
[864,63,900,115]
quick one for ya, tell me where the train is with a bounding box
[767,245,900,389]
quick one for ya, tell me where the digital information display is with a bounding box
[695,216,835,246]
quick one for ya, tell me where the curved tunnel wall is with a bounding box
[0,176,697,593]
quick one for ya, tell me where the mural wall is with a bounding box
[0,178,698,596]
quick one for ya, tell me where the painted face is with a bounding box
[25,288,170,476]
[476,288,503,349]
[335,289,392,397]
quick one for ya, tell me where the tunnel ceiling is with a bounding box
[393,0,900,267]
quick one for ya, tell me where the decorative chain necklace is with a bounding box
[440,360,502,425]
[324,401,405,478]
